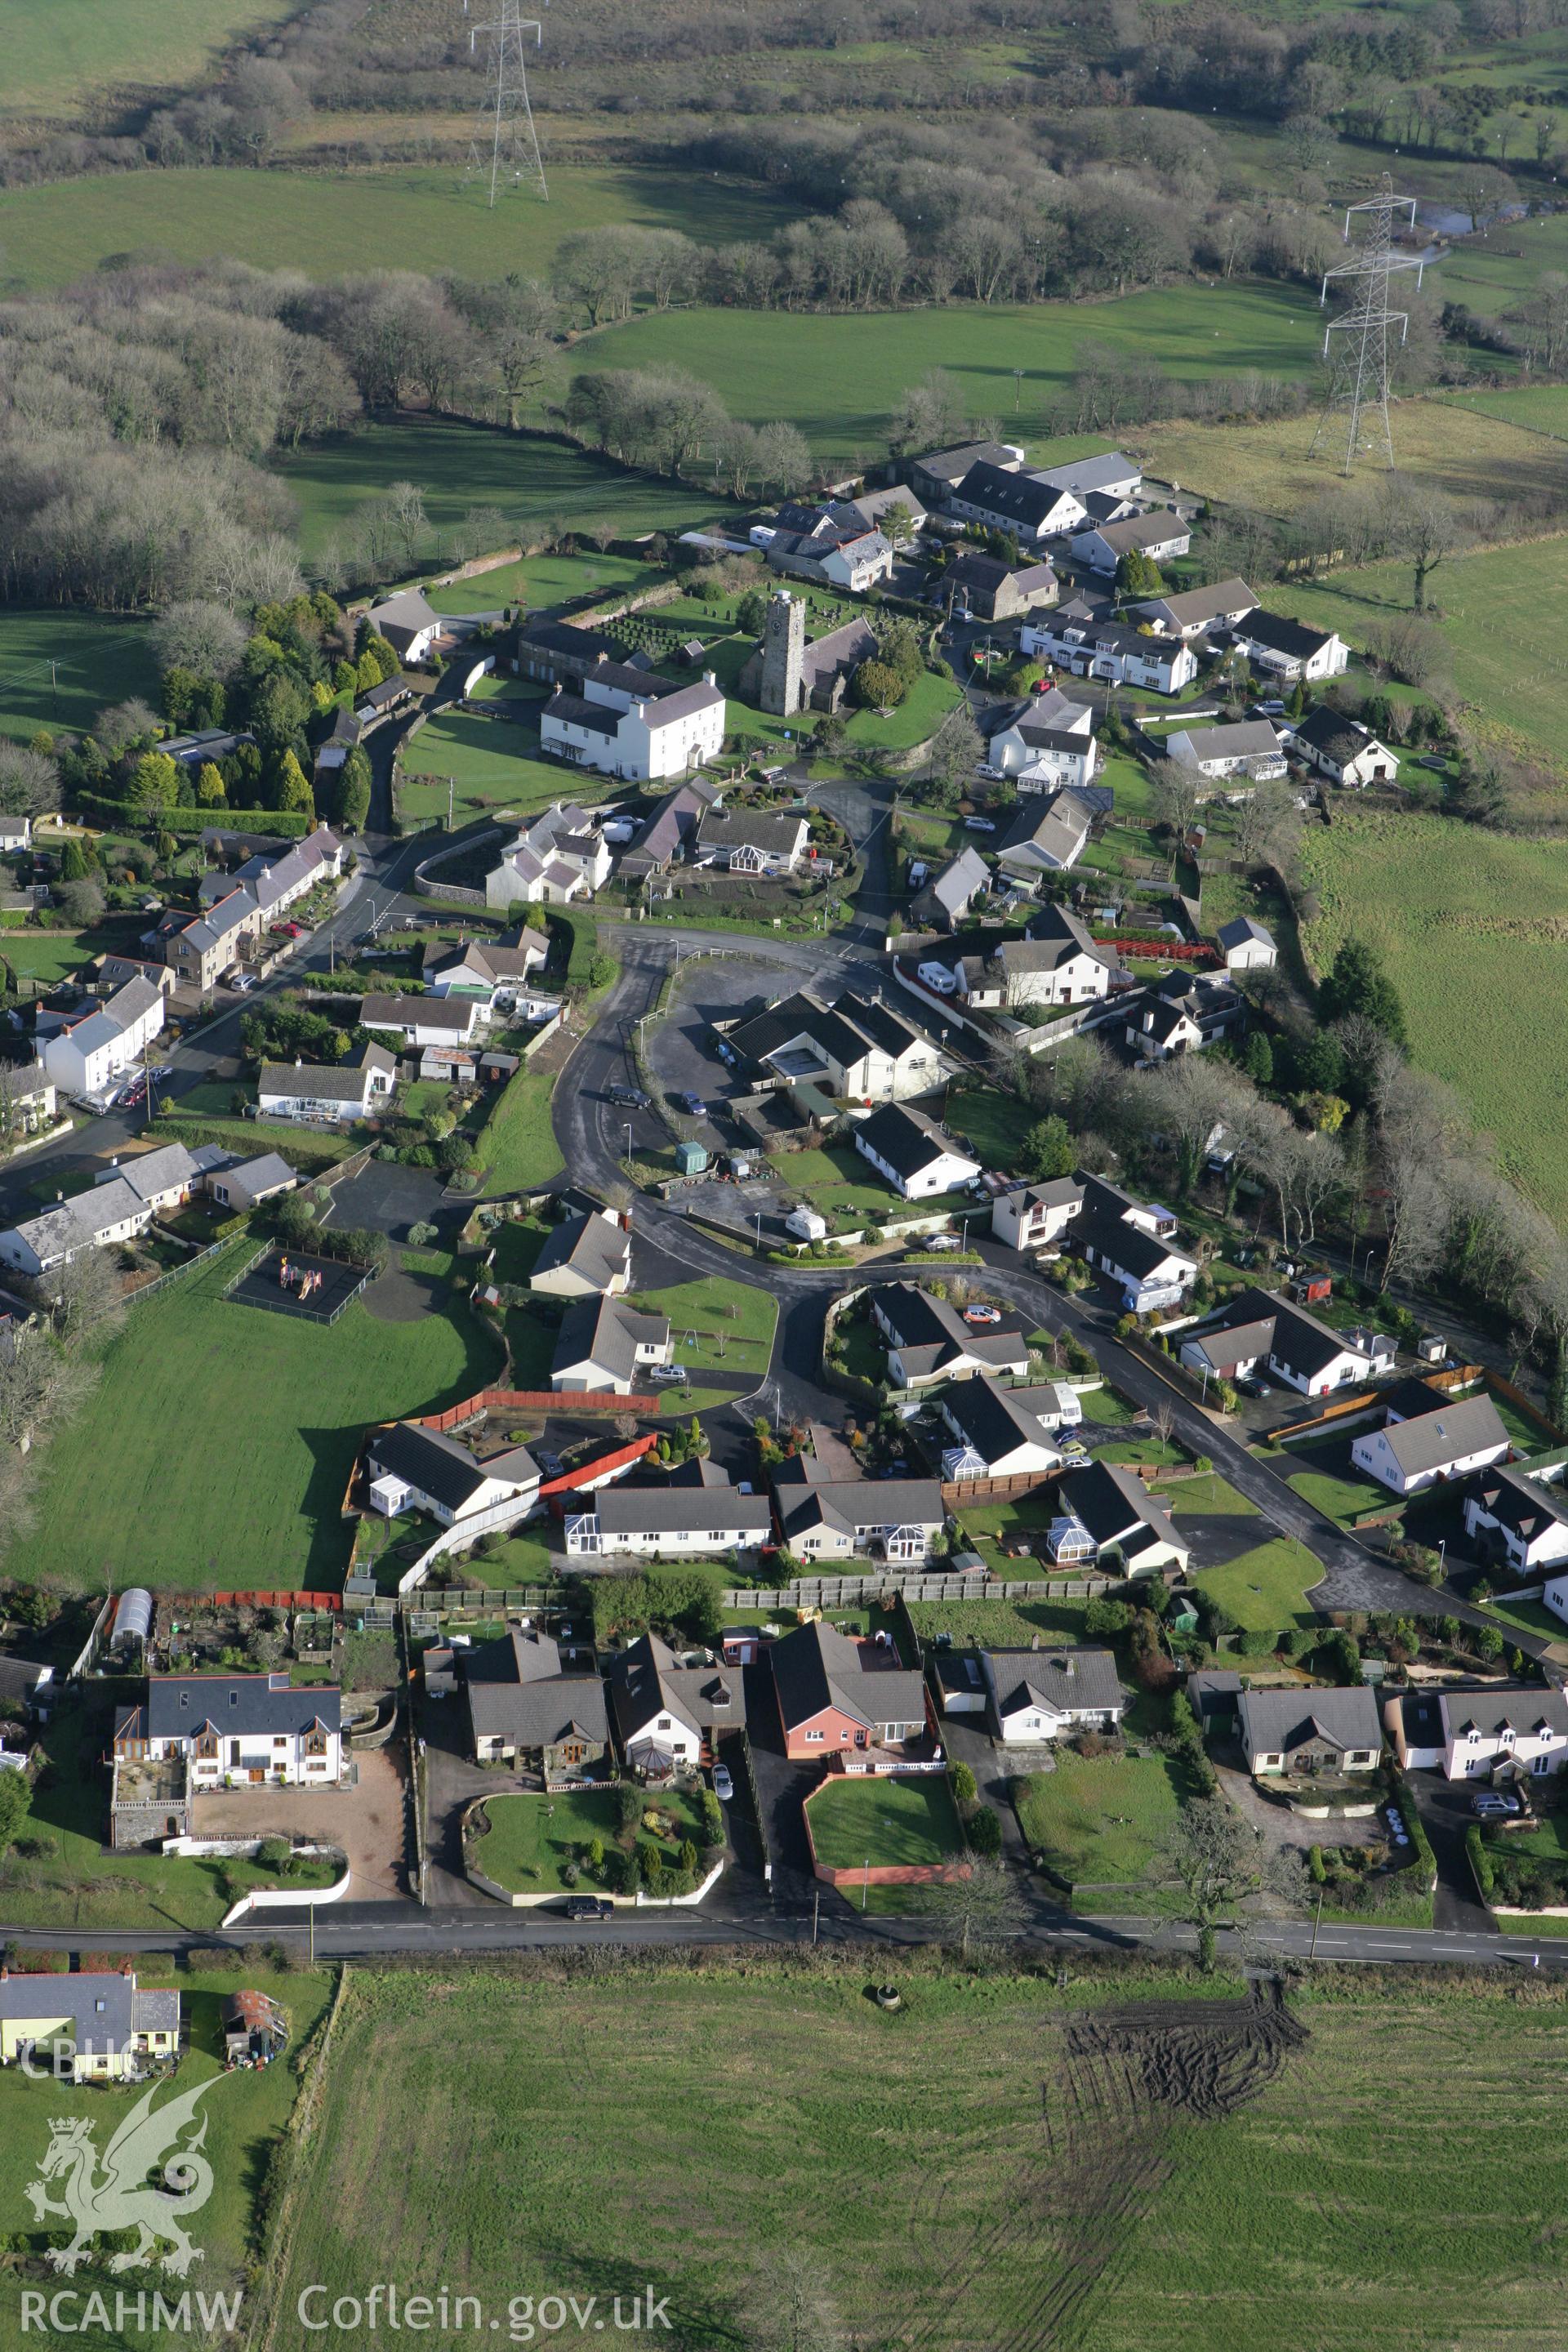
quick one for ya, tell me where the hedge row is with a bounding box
[77,793,313,840]
[149,1113,358,1174]
[1393,1776,1437,1884]
[1465,1822,1494,1902]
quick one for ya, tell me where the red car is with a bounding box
[283,921,306,939]
[963,1304,1003,1327]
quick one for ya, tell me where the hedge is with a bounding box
[547,905,599,986]
[1464,1823,1494,1903]
[149,1113,359,1173]
[1392,1775,1437,1884]
[75,793,313,840]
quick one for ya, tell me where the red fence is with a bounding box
[418,1387,661,1433]
[207,1591,344,1611]
[1096,938,1221,964]
[543,1435,657,1502]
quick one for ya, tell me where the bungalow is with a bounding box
[203,1151,297,1214]
[949,461,1085,545]
[840,483,929,540]
[1349,1383,1510,1498]
[1019,614,1198,696]
[916,845,992,931]
[0,813,32,852]
[111,1673,343,1787]
[996,789,1096,877]
[945,553,1058,623]
[991,1175,1085,1254]
[959,906,1112,1012]
[728,988,942,1103]
[1236,1686,1383,1778]
[550,1294,672,1392]
[1054,1461,1190,1575]
[360,992,482,1050]
[540,657,726,784]
[853,1102,981,1200]
[984,1646,1126,1744]
[0,1174,153,1279]
[367,587,443,666]
[423,936,551,1006]
[775,1476,946,1566]
[1167,720,1286,782]
[908,439,1025,510]
[1470,1468,1568,1582]
[1288,705,1400,789]
[938,1377,1069,1481]
[872,1285,1030,1389]
[1181,1286,1376,1398]
[1069,508,1191,575]
[0,1970,180,2084]
[1074,1200,1198,1312]
[1226,611,1348,683]
[1387,1684,1568,1780]
[93,1141,217,1215]
[564,1481,773,1559]
[1216,915,1278,972]
[1134,577,1257,639]
[617,777,724,881]
[256,1044,396,1125]
[40,974,165,1101]
[363,1419,539,1527]
[987,688,1098,790]
[694,808,809,878]
[607,1632,743,1771]
[462,1628,610,1776]
[529,1200,633,1298]
[771,1619,932,1765]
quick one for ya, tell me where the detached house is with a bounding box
[550,1294,672,1392]
[1181,1286,1376,1398]
[871,1285,1030,1389]
[948,461,1084,545]
[1236,1686,1383,1778]
[528,1200,633,1298]
[996,789,1097,877]
[111,1673,342,1788]
[1470,1468,1568,1582]
[540,656,725,783]
[360,993,483,1052]
[991,1175,1085,1254]
[771,1619,933,1767]
[566,1480,771,1560]
[1167,720,1286,782]
[40,974,165,1100]
[958,906,1113,1013]
[1225,611,1348,683]
[728,987,942,1103]
[938,1378,1073,1481]
[945,553,1058,623]
[775,1477,946,1566]
[0,1970,180,2085]
[484,803,612,909]
[0,1175,152,1279]
[695,808,809,877]
[984,1646,1125,1744]
[987,688,1099,793]
[257,1044,396,1125]
[762,502,894,593]
[462,1628,610,1778]
[1387,1685,1568,1781]
[1053,1462,1190,1575]
[367,586,443,665]
[1069,508,1190,575]
[1124,969,1245,1063]
[1134,577,1257,639]
[915,844,992,931]
[607,1632,743,1772]
[908,439,1025,510]
[852,1102,981,1200]
[363,1420,540,1529]
[1287,705,1399,789]
[1349,1381,1510,1498]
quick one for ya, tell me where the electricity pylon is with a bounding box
[1308,176,1425,474]
[464,0,548,206]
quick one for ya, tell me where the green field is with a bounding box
[581,280,1321,465]
[252,1963,1568,2352]
[1,1238,502,1591]
[278,413,729,564]
[399,706,573,831]
[626,1275,778,1375]
[0,1964,333,2341]
[0,608,158,744]
[476,1063,564,1194]
[774,1142,975,1231]
[1298,806,1568,1223]
[1188,1536,1325,1633]
[0,917,147,985]
[1440,385,1568,440]
[902,1594,1091,1648]
[805,1775,966,1875]
[0,164,797,293]
[0,0,296,118]
[1272,534,1568,772]
[433,550,663,617]
[1432,208,1568,316]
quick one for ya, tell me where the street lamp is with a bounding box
[624,1123,633,1170]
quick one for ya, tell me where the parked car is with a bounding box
[1472,1791,1521,1817]
[963,815,996,833]
[921,1232,964,1252]
[608,1084,650,1109]
[562,1895,614,1921]
[963,1304,1003,1326]
[230,973,257,993]
[975,762,1004,782]
[917,961,957,996]
[1237,1374,1273,1398]
[650,1365,690,1383]
[1058,1441,1090,1467]
[677,1092,707,1116]
[711,1764,733,1802]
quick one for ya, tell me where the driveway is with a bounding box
[191,1744,408,1901]
[1408,1766,1504,1934]
[941,1716,1031,1868]
[421,1699,543,1907]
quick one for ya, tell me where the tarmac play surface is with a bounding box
[229,1246,370,1323]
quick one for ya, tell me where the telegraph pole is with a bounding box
[1308,176,1425,474]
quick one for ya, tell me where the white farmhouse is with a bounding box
[540,656,724,783]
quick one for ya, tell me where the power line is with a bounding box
[1308,175,1426,475]
[464,0,548,207]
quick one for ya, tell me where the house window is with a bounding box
[804,1731,824,1744]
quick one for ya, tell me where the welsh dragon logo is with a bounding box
[24,2076,218,2276]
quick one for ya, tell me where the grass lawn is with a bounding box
[0,0,296,117]
[626,1276,778,1374]
[805,1774,966,1873]
[947,1487,1077,1576]
[472,1783,705,1893]
[774,1141,972,1231]
[1477,1592,1568,1646]
[1261,1431,1391,1527]
[1013,1734,1187,1903]
[488,1213,551,1285]
[476,1063,564,1194]
[433,550,663,616]
[581,279,1321,466]
[444,1521,561,1587]
[0,607,158,744]
[1,1236,503,1592]
[0,916,149,985]
[2,165,798,294]
[0,1694,340,1929]
[1297,803,1568,1221]
[0,1963,333,2318]
[1440,384,1568,439]
[944,1084,1036,1176]
[278,412,728,565]
[399,707,578,832]
[1188,1536,1324,1633]
[504,1302,559,1390]
[902,1594,1092,1648]
[655,1380,741,1416]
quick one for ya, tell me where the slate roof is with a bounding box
[606,1632,742,1746]
[1236,1685,1383,1757]
[696,809,807,862]
[530,1209,630,1290]
[1217,915,1276,953]
[929,846,991,916]
[118,1673,341,1744]
[1470,1465,1568,1544]
[361,992,474,1036]
[988,1646,1125,1721]
[258,1058,374,1105]
[877,1285,1028,1381]
[855,1102,971,1183]
[1290,704,1389,764]
[1174,720,1283,764]
[940,1376,1061,1468]
[588,1485,773,1540]
[953,461,1077,530]
[1236,609,1340,660]
[463,1628,610,1753]
[1036,452,1139,497]
[1200,1286,1370,1383]
[1081,509,1187,556]
[553,1294,670,1385]
[1136,577,1256,630]
[368,1420,537,1512]
[1058,1462,1184,1553]
[769,1619,928,1735]
[774,1478,945,1546]
[1371,1390,1508,1477]
[1440,1686,1568,1742]
[0,1970,176,2056]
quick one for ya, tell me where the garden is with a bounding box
[469,1781,717,1899]
[1012,1693,1199,1914]
[804,1773,967,1879]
